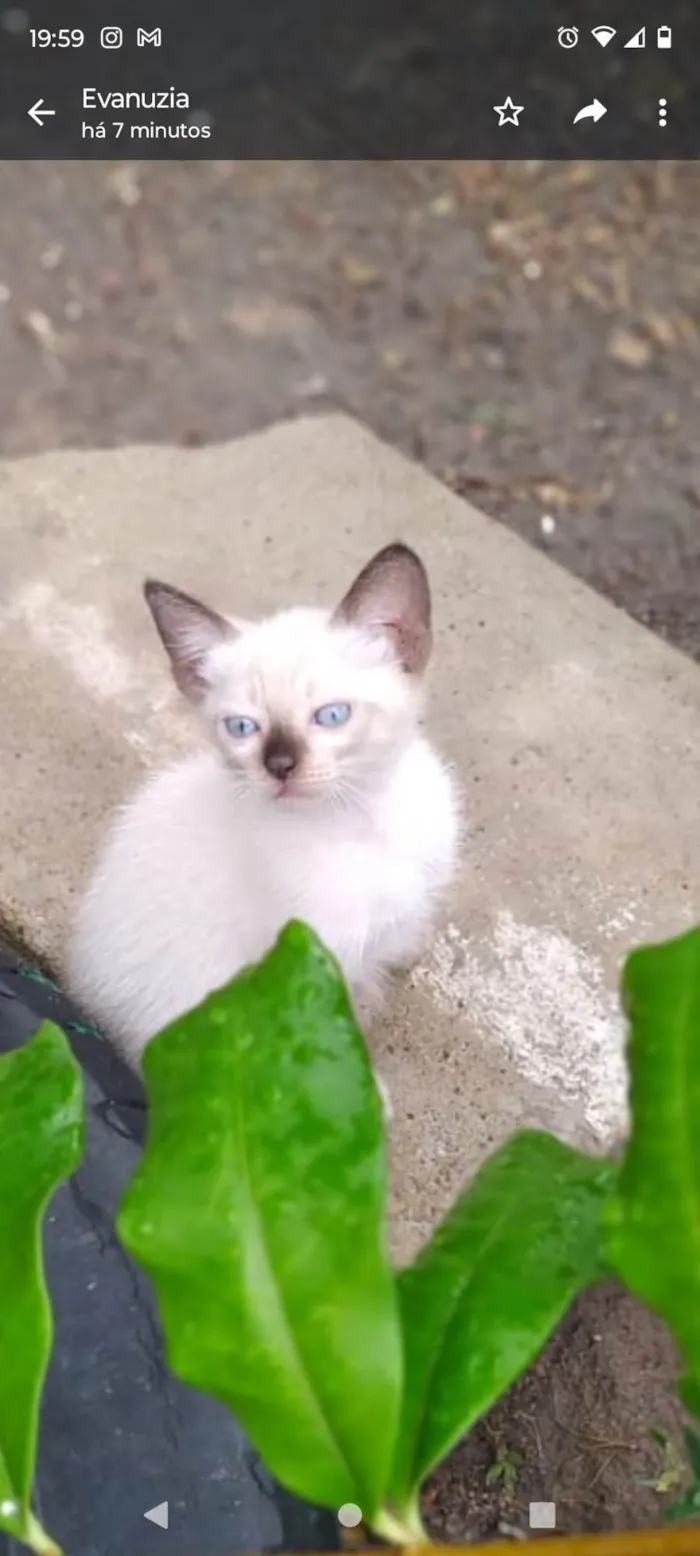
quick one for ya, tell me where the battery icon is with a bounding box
[657,25,672,47]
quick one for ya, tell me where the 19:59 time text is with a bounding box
[30,28,85,46]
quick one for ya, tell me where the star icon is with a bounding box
[494,95,524,126]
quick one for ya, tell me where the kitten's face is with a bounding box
[204,608,421,803]
[143,542,432,807]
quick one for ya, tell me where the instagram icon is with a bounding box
[100,25,123,47]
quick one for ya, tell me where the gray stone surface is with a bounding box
[1,414,698,1262]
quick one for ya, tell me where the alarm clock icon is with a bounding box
[558,26,579,47]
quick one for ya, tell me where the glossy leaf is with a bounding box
[118,921,402,1518]
[0,1022,84,1554]
[605,927,700,1415]
[684,1424,700,1482]
[391,1130,614,1505]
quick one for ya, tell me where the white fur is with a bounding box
[66,582,461,1072]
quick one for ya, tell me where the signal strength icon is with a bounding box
[625,26,646,47]
[591,25,616,46]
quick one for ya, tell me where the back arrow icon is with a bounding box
[573,99,607,124]
[29,99,56,126]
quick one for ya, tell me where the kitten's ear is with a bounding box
[333,542,432,674]
[143,579,237,703]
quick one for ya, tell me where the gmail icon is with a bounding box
[137,26,162,45]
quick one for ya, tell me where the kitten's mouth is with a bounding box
[272,776,319,802]
[273,780,303,801]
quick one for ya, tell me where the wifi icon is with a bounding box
[591,25,617,46]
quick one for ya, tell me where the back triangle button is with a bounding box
[144,1502,169,1529]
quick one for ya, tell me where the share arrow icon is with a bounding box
[573,99,607,124]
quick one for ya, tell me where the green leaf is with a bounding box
[684,1424,700,1483]
[118,921,402,1519]
[390,1130,614,1504]
[665,1486,700,1523]
[0,1022,84,1553]
[605,927,700,1409]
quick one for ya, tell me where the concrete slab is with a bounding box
[1,414,698,1263]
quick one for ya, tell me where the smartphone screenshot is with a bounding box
[0,4,697,1556]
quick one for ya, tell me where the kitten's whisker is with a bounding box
[329,777,373,817]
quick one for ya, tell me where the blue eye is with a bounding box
[313,702,352,728]
[224,715,260,739]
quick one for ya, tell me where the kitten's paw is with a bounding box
[388,957,421,981]
[350,978,385,1029]
[386,930,433,978]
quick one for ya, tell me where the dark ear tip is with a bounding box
[375,541,426,571]
[143,578,181,612]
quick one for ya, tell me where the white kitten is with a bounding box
[66,543,461,1086]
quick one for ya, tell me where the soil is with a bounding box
[422,1284,687,1542]
[1,157,698,1541]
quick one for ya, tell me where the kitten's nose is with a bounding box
[263,731,300,782]
[265,750,297,780]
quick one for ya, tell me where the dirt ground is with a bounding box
[1,157,698,1541]
[423,1283,687,1542]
